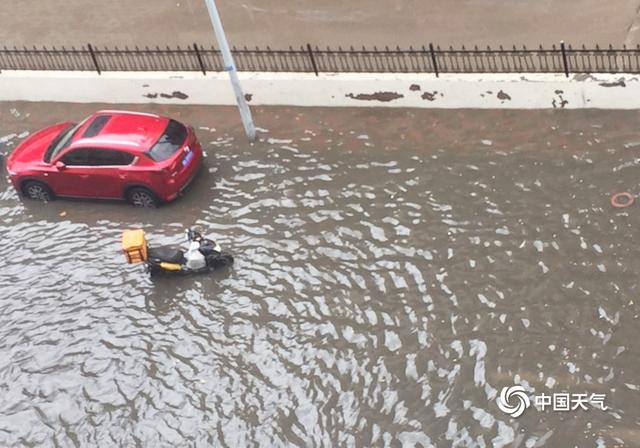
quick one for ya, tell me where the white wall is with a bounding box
[0,70,637,109]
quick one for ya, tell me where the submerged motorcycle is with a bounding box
[122,228,234,276]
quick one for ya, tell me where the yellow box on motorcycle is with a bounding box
[122,229,148,263]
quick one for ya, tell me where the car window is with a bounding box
[146,119,187,162]
[60,148,91,166]
[60,148,134,166]
[89,149,135,166]
[44,122,81,163]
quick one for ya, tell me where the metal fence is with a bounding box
[1,42,639,76]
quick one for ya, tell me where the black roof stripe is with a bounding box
[82,115,112,138]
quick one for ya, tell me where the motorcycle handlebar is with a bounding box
[186,228,203,242]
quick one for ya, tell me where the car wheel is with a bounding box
[23,181,53,202]
[127,187,159,208]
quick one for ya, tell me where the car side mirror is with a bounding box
[55,161,66,171]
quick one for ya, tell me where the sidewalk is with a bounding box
[1,70,637,109]
[1,0,640,49]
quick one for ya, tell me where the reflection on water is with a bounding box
[0,105,639,447]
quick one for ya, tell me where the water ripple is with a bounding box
[1,109,639,446]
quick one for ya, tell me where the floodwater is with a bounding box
[1,103,639,447]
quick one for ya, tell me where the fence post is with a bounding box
[87,43,101,75]
[429,43,439,77]
[193,43,206,75]
[306,43,319,76]
[560,40,569,77]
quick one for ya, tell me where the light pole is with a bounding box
[203,0,256,141]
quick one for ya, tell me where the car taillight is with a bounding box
[169,161,178,174]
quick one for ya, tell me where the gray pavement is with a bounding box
[1,0,640,49]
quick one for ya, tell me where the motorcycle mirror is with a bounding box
[55,161,67,171]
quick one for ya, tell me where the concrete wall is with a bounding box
[0,70,638,109]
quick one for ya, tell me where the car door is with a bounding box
[47,148,96,197]
[87,149,136,198]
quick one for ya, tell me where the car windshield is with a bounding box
[146,120,187,162]
[44,122,84,163]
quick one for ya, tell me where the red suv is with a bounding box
[5,110,203,208]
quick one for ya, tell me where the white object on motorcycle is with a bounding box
[185,241,206,270]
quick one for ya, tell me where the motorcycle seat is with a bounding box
[148,247,185,264]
